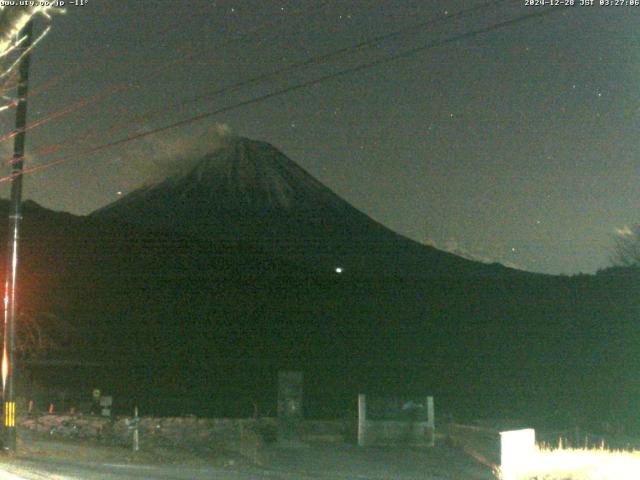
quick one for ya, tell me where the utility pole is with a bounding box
[2,19,34,453]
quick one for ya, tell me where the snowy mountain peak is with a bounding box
[181,138,301,210]
[92,137,348,223]
[90,136,514,276]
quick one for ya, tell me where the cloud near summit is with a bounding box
[112,121,235,190]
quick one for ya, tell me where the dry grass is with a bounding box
[496,440,640,480]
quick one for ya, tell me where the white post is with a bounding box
[500,428,536,479]
[426,396,435,447]
[357,394,366,447]
[132,406,140,452]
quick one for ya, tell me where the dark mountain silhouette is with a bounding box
[92,137,516,277]
[0,137,637,426]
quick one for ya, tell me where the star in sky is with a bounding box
[3,1,636,275]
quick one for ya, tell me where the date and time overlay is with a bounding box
[526,0,640,6]
[0,1,88,7]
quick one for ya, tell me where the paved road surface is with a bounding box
[0,444,495,479]
[1,459,268,480]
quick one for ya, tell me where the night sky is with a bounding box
[1,0,638,275]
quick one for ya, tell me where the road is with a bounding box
[0,444,495,480]
[1,458,271,480]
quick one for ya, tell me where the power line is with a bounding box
[9,0,363,162]
[0,54,197,146]
[15,1,290,101]
[176,0,512,109]
[3,5,568,183]
[0,48,198,146]
[9,0,511,166]
[24,2,214,100]
[0,0,342,146]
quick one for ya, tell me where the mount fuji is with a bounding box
[92,136,513,277]
[0,137,634,422]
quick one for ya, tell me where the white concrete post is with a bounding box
[500,428,536,479]
[132,406,139,452]
[426,396,435,447]
[357,394,366,447]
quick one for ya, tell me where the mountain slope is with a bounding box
[92,137,515,277]
[0,141,636,424]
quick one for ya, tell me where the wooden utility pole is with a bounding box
[2,19,33,452]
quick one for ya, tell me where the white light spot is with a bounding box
[615,225,633,236]
[117,191,123,196]
[335,267,343,274]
